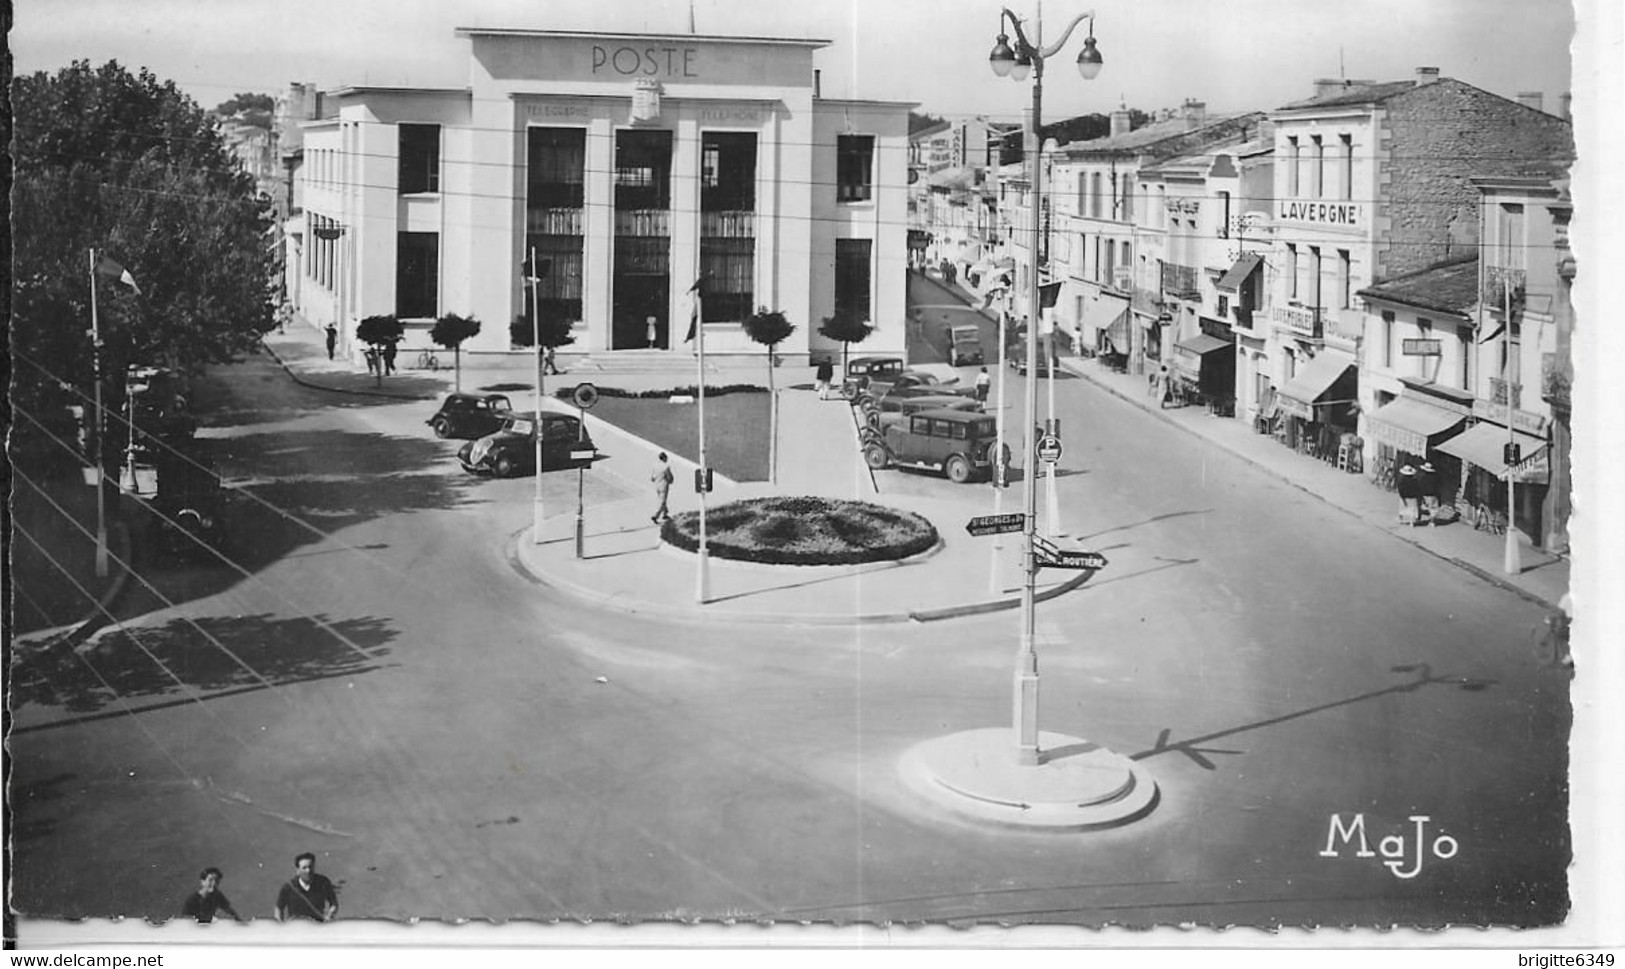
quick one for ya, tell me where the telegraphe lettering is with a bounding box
[700,109,761,122]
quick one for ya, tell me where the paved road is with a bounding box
[8,338,1569,929]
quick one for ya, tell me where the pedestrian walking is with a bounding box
[543,344,560,375]
[275,852,338,922]
[650,452,674,524]
[814,358,835,399]
[363,347,379,376]
[324,324,337,360]
[1157,365,1175,408]
[382,342,397,375]
[180,867,239,923]
[1396,463,1422,525]
[1418,460,1439,523]
[974,366,991,403]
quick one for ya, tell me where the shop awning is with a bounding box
[1170,334,1233,381]
[1436,421,1548,480]
[1215,253,1263,293]
[1081,292,1130,346]
[1277,351,1355,420]
[1363,395,1468,455]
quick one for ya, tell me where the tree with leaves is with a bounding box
[431,313,482,392]
[11,59,277,479]
[817,314,875,376]
[356,315,404,386]
[742,308,797,485]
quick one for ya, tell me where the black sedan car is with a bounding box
[428,392,513,439]
[457,413,598,477]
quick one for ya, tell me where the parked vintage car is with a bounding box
[428,392,514,439]
[859,393,982,432]
[862,408,1002,483]
[457,413,597,477]
[948,325,985,367]
[839,356,907,400]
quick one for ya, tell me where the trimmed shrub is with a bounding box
[659,496,938,566]
[554,383,765,401]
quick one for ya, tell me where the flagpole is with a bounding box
[531,247,546,545]
[89,249,109,578]
[695,281,711,603]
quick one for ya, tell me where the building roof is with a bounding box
[1356,254,1480,317]
[1060,112,1268,161]
[454,27,831,48]
[1276,80,1418,111]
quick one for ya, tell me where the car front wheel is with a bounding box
[495,453,517,477]
[863,444,890,470]
[432,417,452,439]
[944,455,971,483]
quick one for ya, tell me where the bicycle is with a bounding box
[416,349,441,371]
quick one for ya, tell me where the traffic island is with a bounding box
[898,728,1158,831]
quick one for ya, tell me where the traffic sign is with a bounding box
[965,512,1025,536]
[1036,547,1108,570]
[572,382,599,409]
[1037,434,1063,464]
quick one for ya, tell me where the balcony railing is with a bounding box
[700,210,755,239]
[614,209,670,237]
[1489,376,1522,409]
[527,207,583,235]
[1540,352,1570,407]
[1160,262,1200,299]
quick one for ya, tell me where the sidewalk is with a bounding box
[913,264,1567,610]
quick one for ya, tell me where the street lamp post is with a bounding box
[989,2,1101,766]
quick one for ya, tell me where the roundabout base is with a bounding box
[898,728,1158,831]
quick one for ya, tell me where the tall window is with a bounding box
[1382,311,1396,368]
[1339,134,1354,201]
[526,127,587,333]
[1336,249,1351,309]
[1122,172,1134,222]
[1286,244,1298,300]
[1311,135,1324,197]
[396,232,439,319]
[1458,329,1472,389]
[1499,203,1526,269]
[834,239,872,324]
[700,132,757,322]
[1091,172,1103,218]
[837,135,874,202]
[1287,136,1300,195]
[1218,191,1231,238]
[398,124,441,194]
[1416,318,1433,377]
[1105,238,1116,281]
[1308,246,1322,309]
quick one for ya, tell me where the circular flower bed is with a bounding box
[660,496,939,566]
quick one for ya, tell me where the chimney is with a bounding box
[1182,98,1207,130]
[1517,91,1544,112]
[1414,66,1440,86]
[813,69,821,99]
[1560,91,1572,120]
[1110,105,1131,138]
[1314,78,1345,99]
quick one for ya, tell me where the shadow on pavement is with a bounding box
[9,612,397,722]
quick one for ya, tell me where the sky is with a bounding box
[11,0,1592,126]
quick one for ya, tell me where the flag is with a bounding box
[95,256,141,295]
[1478,320,1505,344]
[684,278,703,343]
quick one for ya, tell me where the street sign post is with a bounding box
[1037,434,1063,464]
[965,512,1026,536]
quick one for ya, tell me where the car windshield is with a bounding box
[968,418,997,437]
[485,395,511,410]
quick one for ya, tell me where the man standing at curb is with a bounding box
[324,324,337,360]
[651,452,674,525]
[275,852,338,922]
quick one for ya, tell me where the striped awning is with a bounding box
[1364,396,1468,455]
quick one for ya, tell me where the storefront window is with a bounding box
[835,238,873,325]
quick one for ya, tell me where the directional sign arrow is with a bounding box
[965,512,1025,536]
[1035,547,1108,570]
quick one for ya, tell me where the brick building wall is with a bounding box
[1374,79,1572,280]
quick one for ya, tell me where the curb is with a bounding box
[259,339,435,401]
[1056,357,1562,612]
